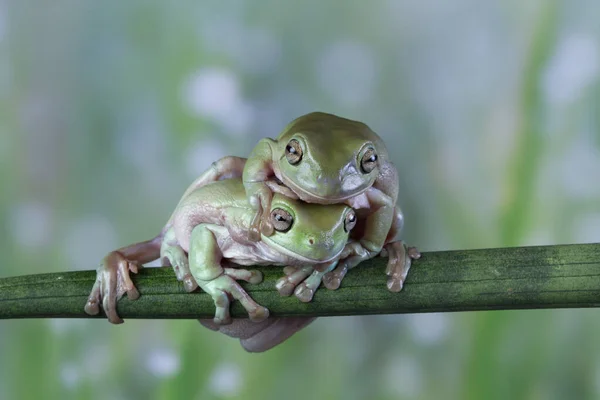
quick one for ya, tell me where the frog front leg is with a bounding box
[276,261,338,302]
[189,223,268,324]
[242,138,278,241]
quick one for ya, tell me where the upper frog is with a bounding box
[243,111,390,204]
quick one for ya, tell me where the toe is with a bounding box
[126,286,140,300]
[275,277,295,296]
[84,299,99,316]
[249,306,269,322]
[183,275,198,292]
[248,270,263,285]
[323,273,341,290]
[386,277,403,293]
[294,284,315,303]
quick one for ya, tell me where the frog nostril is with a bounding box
[308,238,314,245]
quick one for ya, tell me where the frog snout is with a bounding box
[306,235,335,251]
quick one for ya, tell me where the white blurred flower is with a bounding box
[184,138,228,179]
[572,213,600,244]
[60,363,81,390]
[182,68,253,136]
[184,68,240,119]
[317,41,377,108]
[407,313,450,346]
[559,133,600,199]
[543,34,599,105]
[10,201,53,249]
[62,216,117,270]
[83,344,112,380]
[208,362,243,397]
[385,355,422,398]
[145,348,181,378]
[47,319,88,335]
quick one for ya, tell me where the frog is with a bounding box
[241,111,420,292]
[85,177,358,327]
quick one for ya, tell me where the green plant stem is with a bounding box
[1,243,600,320]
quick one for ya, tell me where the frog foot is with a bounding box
[322,241,375,290]
[84,251,141,324]
[275,266,313,296]
[199,268,268,325]
[162,246,198,292]
[381,240,421,292]
[322,264,348,290]
[276,266,328,303]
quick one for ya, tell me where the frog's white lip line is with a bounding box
[280,176,371,202]
[261,236,344,263]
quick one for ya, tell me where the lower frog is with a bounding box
[85,177,357,341]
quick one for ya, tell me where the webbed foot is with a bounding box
[381,240,421,292]
[84,251,141,324]
[198,268,268,325]
[276,263,336,302]
[322,265,348,290]
[323,241,374,290]
[275,266,313,296]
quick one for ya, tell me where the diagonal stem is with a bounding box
[1,243,600,320]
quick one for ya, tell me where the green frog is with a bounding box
[85,178,357,348]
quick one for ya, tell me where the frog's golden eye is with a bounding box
[344,209,357,232]
[360,147,378,174]
[271,208,294,232]
[285,139,303,165]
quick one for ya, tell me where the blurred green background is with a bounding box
[1,1,600,399]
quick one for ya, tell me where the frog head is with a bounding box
[274,112,388,203]
[260,193,356,263]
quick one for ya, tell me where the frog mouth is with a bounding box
[279,175,371,203]
[261,236,344,263]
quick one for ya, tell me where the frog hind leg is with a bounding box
[200,317,316,353]
[84,236,162,323]
[189,223,268,325]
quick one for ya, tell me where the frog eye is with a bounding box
[360,147,378,174]
[270,208,294,232]
[344,209,357,232]
[285,139,303,165]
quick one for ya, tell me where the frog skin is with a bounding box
[85,177,357,351]
[242,111,420,292]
